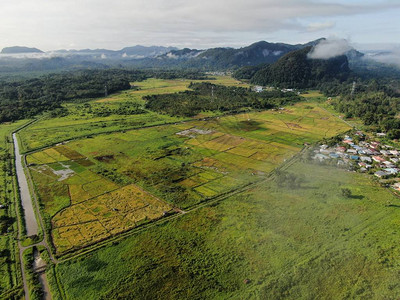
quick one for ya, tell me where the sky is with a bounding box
[1,0,400,51]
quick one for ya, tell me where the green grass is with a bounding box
[0,119,30,298]
[18,110,185,153]
[55,161,400,299]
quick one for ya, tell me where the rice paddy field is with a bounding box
[18,76,249,153]
[55,161,400,299]
[26,101,350,254]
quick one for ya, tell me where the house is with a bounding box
[383,161,396,168]
[375,171,389,178]
[391,157,399,163]
[344,136,353,141]
[392,182,400,191]
[336,146,346,153]
[380,150,389,155]
[358,162,367,167]
[360,167,367,173]
[360,156,372,163]
[350,155,359,160]
[372,156,385,163]
[390,150,399,156]
[253,86,263,93]
[377,133,386,137]
[385,168,399,175]
[358,149,367,155]
[370,142,380,149]
[363,149,374,155]
[347,149,358,154]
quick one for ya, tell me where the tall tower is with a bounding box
[104,84,108,97]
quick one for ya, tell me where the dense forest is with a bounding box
[313,78,400,138]
[234,47,351,89]
[0,69,208,122]
[332,89,400,138]
[144,82,300,117]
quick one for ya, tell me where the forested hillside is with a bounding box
[236,47,350,88]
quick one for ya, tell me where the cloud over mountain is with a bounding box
[308,38,353,59]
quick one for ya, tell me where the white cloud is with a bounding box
[308,38,353,59]
[366,49,400,68]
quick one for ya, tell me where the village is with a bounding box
[312,130,400,192]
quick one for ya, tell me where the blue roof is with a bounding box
[350,155,359,160]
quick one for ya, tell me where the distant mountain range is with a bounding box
[0,39,325,67]
[1,39,398,79]
[51,45,178,59]
[1,46,44,54]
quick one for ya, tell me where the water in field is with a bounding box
[33,249,52,300]
[13,133,38,236]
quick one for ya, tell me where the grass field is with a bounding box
[97,76,250,103]
[18,76,249,153]
[55,161,400,299]
[300,90,324,98]
[0,120,29,298]
[27,101,350,254]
